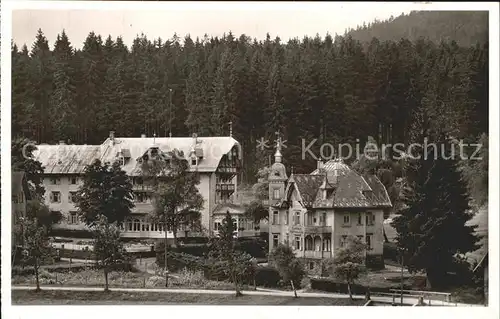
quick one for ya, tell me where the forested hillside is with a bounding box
[347,11,488,47]
[12,26,488,183]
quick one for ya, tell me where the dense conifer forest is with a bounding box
[11,11,488,183]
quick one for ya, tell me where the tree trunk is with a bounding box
[104,267,109,292]
[234,274,242,297]
[172,230,178,248]
[347,282,353,300]
[290,280,298,298]
[34,258,41,292]
[164,217,169,287]
[426,267,444,290]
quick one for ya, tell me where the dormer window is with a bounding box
[191,157,197,166]
[274,171,280,177]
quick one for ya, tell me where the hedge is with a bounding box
[50,229,93,239]
[310,277,412,294]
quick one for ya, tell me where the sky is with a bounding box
[11,2,417,50]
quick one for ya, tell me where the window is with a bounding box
[191,158,197,166]
[366,234,373,250]
[272,234,279,248]
[69,211,78,224]
[305,236,313,251]
[232,218,237,230]
[357,213,363,225]
[323,238,331,252]
[343,214,350,226]
[127,219,133,231]
[133,219,140,231]
[145,223,150,231]
[273,189,280,200]
[284,212,289,225]
[340,235,348,247]
[366,213,375,226]
[70,177,78,185]
[158,224,164,232]
[50,177,60,185]
[357,235,364,242]
[214,222,222,231]
[294,236,301,250]
[320,212,327,226]
[50,191,61,203]
[307,212,313,226]
[309,262,315,270]
[68,191,78,203]
[272,211,279,225]
[19,194,24,203]
[294,211,301,225]
[142,224,146,231]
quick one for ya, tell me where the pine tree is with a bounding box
[391,104,480,288]
[50,30,78,141]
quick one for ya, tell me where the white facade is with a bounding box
[35,133,241,239]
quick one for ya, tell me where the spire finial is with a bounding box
[274,130,283,163]
[153,132,156,144]
[228,121,233,137]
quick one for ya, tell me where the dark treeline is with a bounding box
[12,22,488,183]
[347,11,488,48]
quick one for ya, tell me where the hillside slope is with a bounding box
[348,10,488,47]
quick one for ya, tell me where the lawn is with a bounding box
[12,268,237,290]
[12,290,365,305]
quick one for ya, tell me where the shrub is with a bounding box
[237,238,267,258]
[383,242,399,262]
[253,266,281,288]
[156,251,205,272]
[146,275,166,288]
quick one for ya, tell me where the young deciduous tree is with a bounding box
[324,236,366,300]
[26,199,62,235]
[208,211,254,297]
[75,159,134,226]
[19,217,53,292]
[141,149,203,286]
[269,244,305,298]
[91,215,127,292]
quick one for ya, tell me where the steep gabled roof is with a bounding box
[362,174,392,207]
[281,159,393,209]
[290,174,324,207]
[33,136,241,175]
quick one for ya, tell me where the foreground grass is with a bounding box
[12,290,365,305]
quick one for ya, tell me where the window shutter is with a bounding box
[68,193,72,202]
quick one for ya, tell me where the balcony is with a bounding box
[289,224,332,234]
[216,183,235,192]
[132,184,154,191]
[132,202,154,214]
[304,250,329,259]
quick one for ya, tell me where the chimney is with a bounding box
[109,131,115,140]
[317,160,323,169]
[59,140,65,145]
[141,133,146,138]
[192,133,198,145]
